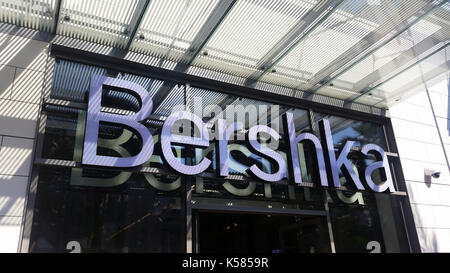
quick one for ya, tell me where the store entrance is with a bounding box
[194,211,331,253]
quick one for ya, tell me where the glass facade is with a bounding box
[26,58,413,253]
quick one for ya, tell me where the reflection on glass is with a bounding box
[313,113,389,188]
[313,113,387,150]
[197,212,331,253]
[51,60,164,103]
[41,105,79,160]
[30,166,185,253]
[193,177,323,211]
[328,191,409,253]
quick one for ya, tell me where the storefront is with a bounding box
[20,44,419,253]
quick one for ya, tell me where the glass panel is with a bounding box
[197,212,331,253]
[182,88,326,210]
[1,0,445,111]
[50,59,165,103]
[29,166,186,253]
[261,0,434,90]
[313,112,388,150]
[40,104,189,177]
[41,105,80,160]
[41,106,143,161]
[57,0,142,48]
[317,2,450,102]
[193,178,324,211]
[153,84,185,117]
[51,60,106,102]
[193,0,319,78]
[312,112,390,189]
[130,0,221,61]
[355,45,450,107]
[0,0,57,32]
[328,191,410,253]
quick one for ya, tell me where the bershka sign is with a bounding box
[82,76,395,193]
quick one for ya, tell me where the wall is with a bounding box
[0,31,48,252]
[389,73,450,252]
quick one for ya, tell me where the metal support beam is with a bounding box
[124,0,151,51]
[300,0,446,92]
[349,42,450,103]
[52,0,63,34]
[305,0,448,94]
[244,0,345,87]
[151,0,237,109]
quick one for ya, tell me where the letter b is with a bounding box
[82,75,154,167]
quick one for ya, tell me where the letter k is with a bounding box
[318,119,365,190]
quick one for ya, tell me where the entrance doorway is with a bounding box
[194,211,331,253]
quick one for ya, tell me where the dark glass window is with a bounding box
[312,112,390,189]
[41,105,79,160]
[313,113,388,150]
[197,212,331,253]
[30,166,185,253]
[327,191,410,253]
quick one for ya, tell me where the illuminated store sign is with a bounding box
[82,76,395,193]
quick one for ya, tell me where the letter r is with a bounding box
[82,75,154,167]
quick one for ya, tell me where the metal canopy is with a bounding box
[0,0,449,110]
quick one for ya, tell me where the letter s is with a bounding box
[246,125,286,182]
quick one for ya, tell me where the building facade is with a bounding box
[0,0,448,253]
